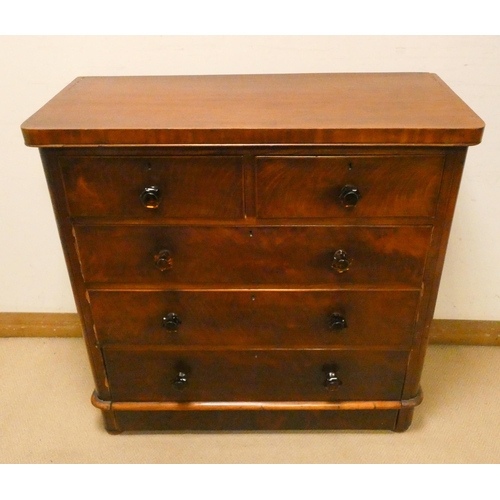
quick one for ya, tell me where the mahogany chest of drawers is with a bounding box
[22,73,484,432]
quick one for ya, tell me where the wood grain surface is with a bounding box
[60,155,244,219]
[73,224,432,287]
[102,347,409,402]
[21,73,484,146]
[255,154,445,218]
[88,289,420,347]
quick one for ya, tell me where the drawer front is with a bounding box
[256,155,445,218]
[90,290,420,347]
[60,156,244,219]
[104,348,408,402]
[75,225,432,287]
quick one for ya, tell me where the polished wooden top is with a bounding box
[21,73,484,147]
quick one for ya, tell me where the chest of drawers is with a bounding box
[21,73,484,432]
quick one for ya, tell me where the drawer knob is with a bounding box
[162,313,181,332]
[339,185,361,208]
[172,371,189,391]
[329,313,347,331]
[140,186,161,209]
[324,370,342,391]
[331,249,351,273]
[154,249,173,272]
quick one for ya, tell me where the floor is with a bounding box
[1,338,499,463]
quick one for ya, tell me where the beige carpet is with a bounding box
[1,338,499,464]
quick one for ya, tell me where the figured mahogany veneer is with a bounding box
[21,73,483,146]
[60,156,244,219]
[255,155,445,218]
[21,73,484,432]
[103,348,409,403]
[74,225,432,287]
[89,289,420,347]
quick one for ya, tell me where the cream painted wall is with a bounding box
[2,36,498,318]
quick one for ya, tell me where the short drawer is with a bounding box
[90,290,420,347]
[255,155,445,218]
[75,225,432,287]
[103,348,409,402]
[60,156,244,219]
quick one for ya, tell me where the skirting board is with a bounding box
[0,313,498,345]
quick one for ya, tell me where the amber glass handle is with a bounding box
[331,249,351,273]
[162,313,181,332]
[339,185,361,208]
[172,371,189,390]
[140,186,161,209]
[324,370,342,390]
[154,249,173,272]
[329,313,347,331]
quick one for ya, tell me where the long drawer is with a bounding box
[60,155,244,219]
[89,290,420,347]
[103,348,409,402]
[255,155,445,218]
[75,225,432,287]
